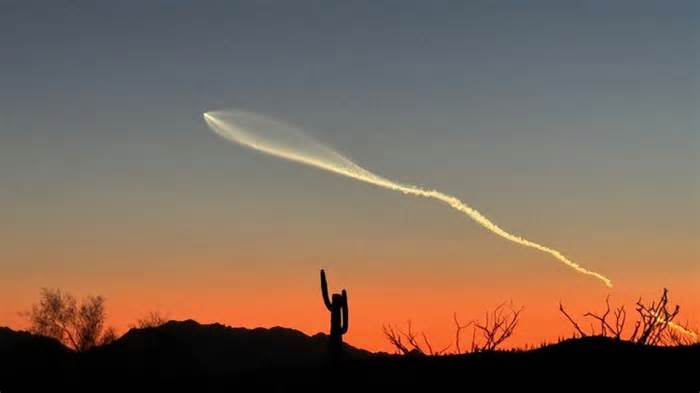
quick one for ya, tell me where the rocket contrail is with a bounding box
[648,311,699,342]
[204,109,612,287]
[667,321,698,342]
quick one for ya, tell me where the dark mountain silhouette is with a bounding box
[0,320,374,392]
[1,322,697,392]
[84,319,372,376]
[0,326,75,386]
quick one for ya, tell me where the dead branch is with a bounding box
[559,288,689,346]
[559,302,587,337]
[635,288,680,345]
[612,305,626,339]
[473,302,523,351]
[452,312,473,354]
[421,331,433,355]
[383,321,449,356]
[382,324,411,355]
[583,295,616,338]
[402,321,424,353]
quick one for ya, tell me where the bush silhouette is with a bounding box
[133,310,168,329]
[23,288,116,351]
[559,288,698,345]
[383,302,522,355]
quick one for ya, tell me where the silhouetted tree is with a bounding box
[320,269,348,357]
[23,288,116,351]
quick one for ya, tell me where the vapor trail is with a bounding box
[649,311,699,342]
[667,322,699,342]
[204,109,612,287]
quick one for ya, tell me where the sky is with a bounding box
[1,1,697,351]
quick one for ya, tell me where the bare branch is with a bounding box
[560,288,691,346]
[635,288,681,345]
[133,310,168,329]
[383,321,450,356]
[382,324,411,355]
[583,295,616,337]
[559,302,587,338]
[473,302,523,351]
[452,313,472,354]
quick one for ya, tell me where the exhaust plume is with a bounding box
[667,321,699,342]
[204,109,612,287]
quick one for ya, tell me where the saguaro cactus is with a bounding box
[320,269,349,356]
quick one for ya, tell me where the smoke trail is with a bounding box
[667,321,699,342]
[648,311,699,342]
[204,109,612,287]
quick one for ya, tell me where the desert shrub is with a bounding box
[24,288,117,351]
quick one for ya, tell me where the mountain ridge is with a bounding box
[1,321,697,391]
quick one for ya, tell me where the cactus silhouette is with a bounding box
[320,269,348,357]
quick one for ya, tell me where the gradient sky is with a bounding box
[1,1,697,351]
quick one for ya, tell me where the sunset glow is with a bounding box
[1,1,697,356]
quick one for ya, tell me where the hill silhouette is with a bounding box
[85,319,373,375]
[0,326,75,386]
[1,321,698,392]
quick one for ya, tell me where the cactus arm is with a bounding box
[340,289,349,334]
[320,269,333,311]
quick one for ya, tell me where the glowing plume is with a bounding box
[666,321,699,342]
[669,322,699,342]
[648,311,699,342]
[204,109,612,287]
